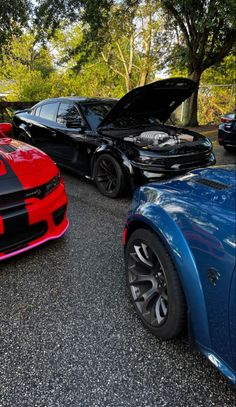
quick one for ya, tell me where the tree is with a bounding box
[34,0,112,45]
[0,0,31,55]
[161,0,236,126]
[0,33,54,100]
[100,1,161,91]
[48,26,126,98]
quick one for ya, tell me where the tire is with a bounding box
[94,154,125,198]
[125,228,187,340]
[224,145,231,151]
[18,132,32,145]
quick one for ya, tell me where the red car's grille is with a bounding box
[0,187,44,206]
[0,175,60,206]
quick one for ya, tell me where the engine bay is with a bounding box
[124,129,195,149]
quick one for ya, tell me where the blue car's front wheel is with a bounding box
[126,228,187,340]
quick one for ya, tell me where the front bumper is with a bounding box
[131,151,216,183]
[0,183,68,261]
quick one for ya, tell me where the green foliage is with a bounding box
[0,28,126,101]
[201,56,236,85]
[0,33,54,100]
[0,0,234,126]
[160,0,236,125]
[198,88,233,124]
[0,0,30,53]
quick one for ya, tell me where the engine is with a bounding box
[124,130,194,148]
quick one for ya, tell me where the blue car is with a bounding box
[123,165,236,384]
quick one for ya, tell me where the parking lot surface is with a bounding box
[0,142,235,406]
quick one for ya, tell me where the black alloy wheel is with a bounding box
[126,228,186,340]
[94,154,125,198]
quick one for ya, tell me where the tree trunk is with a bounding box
[182,70,202,127]
[138,0,152,87]
[125,75,132,92]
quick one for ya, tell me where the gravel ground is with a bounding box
[0,140,235,407]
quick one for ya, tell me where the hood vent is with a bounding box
[195,178,229,190]
[0,145,16,153]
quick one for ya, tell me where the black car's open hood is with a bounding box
[98,77,197,128]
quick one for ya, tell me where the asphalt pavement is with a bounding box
[0,140,235,406]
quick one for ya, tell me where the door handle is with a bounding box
[51,131,56,137]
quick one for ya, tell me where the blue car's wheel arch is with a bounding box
[125,206,211,348]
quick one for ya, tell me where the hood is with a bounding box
[0,138,58,193]
[98,77,197,128]
[151,165,236,214]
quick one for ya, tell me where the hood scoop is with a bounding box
[195,178,229,190]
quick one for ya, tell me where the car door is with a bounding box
[53,101,96,175]
[29,102,60,159]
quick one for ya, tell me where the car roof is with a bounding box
[33,97,117,108]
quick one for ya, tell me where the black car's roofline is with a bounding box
[32,97,117,109]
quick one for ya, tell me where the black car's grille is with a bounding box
[165,151,212,167]
[0,221,48,254]
[132,150,214,172]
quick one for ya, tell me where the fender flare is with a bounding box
[91,144,134,178]
[126,206,211,348]
[18,124,34,142]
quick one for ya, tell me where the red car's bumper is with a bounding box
[0,181,69,261]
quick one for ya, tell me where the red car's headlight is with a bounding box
[44,174,62,196]
[24,174,62,200]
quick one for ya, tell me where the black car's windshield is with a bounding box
[104,113,162,129]
[80,102,116,130]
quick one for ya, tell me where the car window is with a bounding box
[35,106,41,116]
[39,103,58,121]
[57,103,81,125]
[80,102,115,130]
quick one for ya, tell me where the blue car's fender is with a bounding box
[125,205,211,349]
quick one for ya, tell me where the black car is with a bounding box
[13,78,215,198]
[218,111,236,150]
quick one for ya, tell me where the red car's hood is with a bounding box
[0,138,58,190]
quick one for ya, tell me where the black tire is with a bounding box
[125,228,187,340]
[224,145,231,151]
[94,154,125,198]
[18,132,32,145]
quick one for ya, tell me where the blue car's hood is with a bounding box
[147,165,236,215]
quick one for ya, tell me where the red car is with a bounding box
[0,123,68,261]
